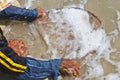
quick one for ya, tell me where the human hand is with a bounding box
[60,59,80,77]
[8,39,28,57]
[37,7,46,18]
[35,7,49,23]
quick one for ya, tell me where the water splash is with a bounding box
[6,0,120,80]
[35,6,120,80]
[117,11,120,32]
[24,0,34,8]
[79,0,88,8]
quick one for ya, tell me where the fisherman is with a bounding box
[0,0,80,80]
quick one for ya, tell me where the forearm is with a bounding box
[0,5,38,22]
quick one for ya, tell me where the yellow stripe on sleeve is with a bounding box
[0,51,27,70]
[0,59,25,72]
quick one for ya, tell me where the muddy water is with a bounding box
[84,0,120,77]
[39,1,120,78]
[2,0,120,80]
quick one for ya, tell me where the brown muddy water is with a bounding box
[0,0,120,80]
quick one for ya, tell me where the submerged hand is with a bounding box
[36,7,49,22]
[37,7,46,18]
[60,59,80,77]
[8,39,28,57]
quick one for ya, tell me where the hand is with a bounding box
[37,7,46,18]
[60,59,80,77]
[35,7,49,23]
[8,39,28,57]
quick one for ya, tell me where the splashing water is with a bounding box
[23,0,120,79]
[5,0,120,80]
[24,0,34,8]
[37,6,119,80]
[117,11,120,32]
[46,8,104,59]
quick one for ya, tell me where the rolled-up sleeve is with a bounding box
[0,5,38,22]
[22,57,63,80]
[50,59,63,80]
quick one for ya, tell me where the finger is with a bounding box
[74,67,80,76]
[37,8,46,17]
[73,68,77,77]
[71,61,80,76]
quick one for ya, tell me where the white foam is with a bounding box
[85,60,104,78]
[47,8,108,58]
[24,0,34,9]
[117,11,120,32]
[23,0,120,79]
[104,73,120,80]
[40,7,120,79]
[79,0,88,8]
